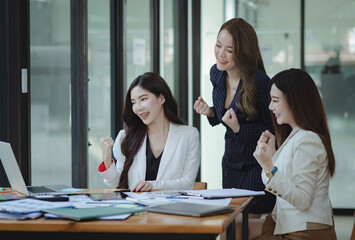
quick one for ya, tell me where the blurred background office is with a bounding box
[1,0,354,238]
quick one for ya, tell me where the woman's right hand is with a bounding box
[100,136,114,169]
[257,130,276,156]
[194,96,214,117]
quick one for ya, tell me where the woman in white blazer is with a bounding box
[252,69,337,239]
[98,72,200,192]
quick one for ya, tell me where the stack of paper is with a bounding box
[124,192,232,207]
[0,198,73,220]
[0,212,42,220]
[0,198,73,214]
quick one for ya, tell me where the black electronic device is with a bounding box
[87,192,127,201]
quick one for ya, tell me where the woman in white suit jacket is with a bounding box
[252,69,337,239]
[98,72,200,192]
[102,123,199,190]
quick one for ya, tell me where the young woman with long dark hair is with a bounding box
[194,18,275,218]
[252,69,336,239]
[99,72,200,192]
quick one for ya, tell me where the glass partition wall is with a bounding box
[125,0,152,92]
[30,0,72,186]
[160,0,176,93]
[305,0,355,209]
[87,0,111,189]
[30,0,112,189]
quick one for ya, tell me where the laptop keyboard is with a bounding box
[27,186,56,193]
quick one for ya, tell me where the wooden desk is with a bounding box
[0,189,252,240]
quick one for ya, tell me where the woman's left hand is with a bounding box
[222,108,240,133]
[131,180,153,192]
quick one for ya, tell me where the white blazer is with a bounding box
[262,127,333,235]
[100,123,200,190]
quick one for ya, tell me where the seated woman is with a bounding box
[98,72,200,192]
[252,69,337,239]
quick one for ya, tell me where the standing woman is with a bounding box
[99,72,200,192]
[194,18,275,216]
[253,69,336,239]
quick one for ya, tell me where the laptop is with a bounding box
[146,202,234,217]
[0,141,72,196]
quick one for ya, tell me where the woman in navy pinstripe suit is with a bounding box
[194,18,275,220]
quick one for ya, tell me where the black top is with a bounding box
[145,136,163,181]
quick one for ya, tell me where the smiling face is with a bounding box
[214,29,236,72]
[130,86,165,126]
[269,84,296,128]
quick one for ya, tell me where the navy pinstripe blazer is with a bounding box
[207,64,274,172]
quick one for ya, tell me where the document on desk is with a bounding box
[0,198,73,214]
[125,193,172,206]
[180,188,265,199]
[124,192,232,206]
[0,212,42,220]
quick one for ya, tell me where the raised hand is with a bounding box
[257,130,276,156]
[194,96,214,117]
[221,108,240,133]
[253,131,275,171]
[100,136,114,169]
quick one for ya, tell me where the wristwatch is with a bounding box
[266,166,278,179]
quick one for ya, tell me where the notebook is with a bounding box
[0,141,73,196]
[146,202,234,217]
[43,206,146,221]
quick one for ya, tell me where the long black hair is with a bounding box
[118,72,185,188]
[218,18,266,120]
[270,69,335,177]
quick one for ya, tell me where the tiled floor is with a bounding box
[334,215,354,240]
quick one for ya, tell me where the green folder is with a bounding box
[43,207,145,221]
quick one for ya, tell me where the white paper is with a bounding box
[99,214,131,220]
[177,198,232,206]
[0,198,73,214]
[0,212,42,220]
[180,188,265,198]
[124,192,231,206]
[126,197,172,206]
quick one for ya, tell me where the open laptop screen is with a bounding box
[0,141,72,196]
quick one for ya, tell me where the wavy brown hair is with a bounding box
[219,18,266,120]
[270,69,335,177]
[118,72,185,189]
